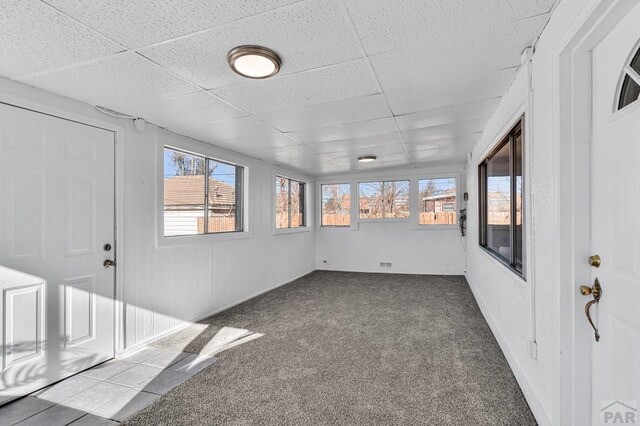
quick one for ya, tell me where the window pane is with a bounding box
[359,182,384,219]
[163,148,206,236]
[208,160,238,233]
[383,180,410,218]
[321,184,350,226]
[290,180,303,228]
[486,142,511,259]
[275,176,289,229]
[631,48,640,74]
[514,132,523,270]
[619,74,640,110]
[419,178,456,225]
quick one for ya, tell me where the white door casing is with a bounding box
[0,103,116,404]
[590,4,640,424]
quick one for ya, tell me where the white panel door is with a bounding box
[0,103,115,404]
[590,5,640,425]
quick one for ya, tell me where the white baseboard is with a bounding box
[117,269,315,357]
[464,272,552,426]
[315,266,464,275]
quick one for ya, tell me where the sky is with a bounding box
[164,148,236,185]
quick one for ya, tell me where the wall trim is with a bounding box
[116,269,316,357]
[465,272,552,426]
[317,267,465,276]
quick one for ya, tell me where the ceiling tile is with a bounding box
[307,133,403,154]
[404,133,481,151]
[0,0,123,78]
[45,0,300,49]
[205,133,299,151]
[140,0,363,89]
[385,68,517,115]
[20,52,198,115]
[258,94,392,132]
[171,116,277,143]
[325,143,408,160]
[286,118,397,144]
[137,91,247,128]
[212,59,380,114]
[369,14,549,93]
[401,120,484,144]
[250,144,330,170]
[395,98,499,131]
[344,0,555,56]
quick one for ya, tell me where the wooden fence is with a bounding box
[197,216,236,233]
[419,212,456,225]
[322,214,351,226]
[275,213,304,228]
[487,212,522,225]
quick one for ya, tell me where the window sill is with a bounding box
[273,227,311,236]
[358,218,411,224]
[478,245,526,283]
[410,224,459,231]
[158,230,252,247]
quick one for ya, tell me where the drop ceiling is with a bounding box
[1,0,556,175]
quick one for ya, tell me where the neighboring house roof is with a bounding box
[422,188,456,201]
[164,175,235,208]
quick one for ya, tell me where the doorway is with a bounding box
[588,5,640,423]
[0,103,116,404]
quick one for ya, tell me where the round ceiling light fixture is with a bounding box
[358,155,377,163]
[227,45,281,79]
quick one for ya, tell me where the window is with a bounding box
[359,180,410,219]
[321,183,350,226]
[419,178,457,225]
[618,46,640,110]
[275,175,306,229]
[164,147,243,237]
[479,118,524,275]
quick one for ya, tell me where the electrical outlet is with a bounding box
[379,262,392,268]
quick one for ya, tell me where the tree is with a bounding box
[169,151,206,176]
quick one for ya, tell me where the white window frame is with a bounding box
[357,179,412,223]
[415,176,460,230]
[317,170,462,231]
[157,138,250,247]
[272,170,311,235]
[319,182,352,228]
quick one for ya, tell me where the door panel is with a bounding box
[0,104,115,404]
[64,275,96,347]
[3,284,45,369]
[591,4,640,424]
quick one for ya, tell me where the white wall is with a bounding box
[316,165,466,275]
[464,1,596,424]
[0,76,316,351]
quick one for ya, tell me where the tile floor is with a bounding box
[0,347,217,425]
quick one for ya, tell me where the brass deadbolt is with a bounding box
[588,255,601,268]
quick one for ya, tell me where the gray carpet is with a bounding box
[124,271,536,425]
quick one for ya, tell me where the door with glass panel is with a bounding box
[588,5,640,424]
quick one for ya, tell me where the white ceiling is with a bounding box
[1,0,556,175]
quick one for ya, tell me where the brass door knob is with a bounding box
[580,285,593,296]
[580,278,602,342]
[588,254,601,268]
